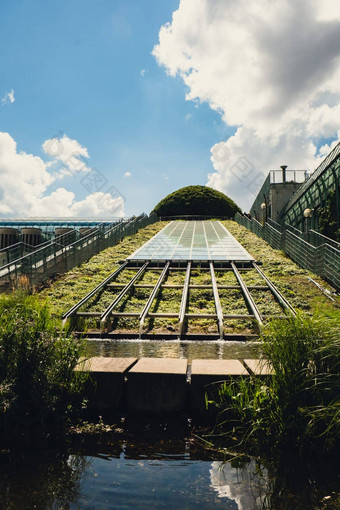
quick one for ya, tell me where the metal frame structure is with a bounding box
[235,212,340,291]
[63,259,296,340]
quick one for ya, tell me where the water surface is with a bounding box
[86,339,261,360]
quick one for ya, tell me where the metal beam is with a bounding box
[178,261,191,338]
[148,312,178,318]
[139,261,170,337]
[100,262,148,331]
[108,283,269,289]
[210,261,224,339]
[62,261,128,324]
[231,262,263,326]
[252,262,297,317]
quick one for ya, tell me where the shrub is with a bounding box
[151,185,241,217]
[209,315,339,454]
[0,292,87,437]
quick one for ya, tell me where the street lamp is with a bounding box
[303,208,314,241]
[261,202,266,225]
[303,208,313,218]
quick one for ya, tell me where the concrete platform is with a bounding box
[126,358,188,415]
[190,359,248,415]
[77,357,273,417]
[243,359,274,376]
[80,357,137,411]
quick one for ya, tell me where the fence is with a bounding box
[0,213,158,289]
[235,213,340,291]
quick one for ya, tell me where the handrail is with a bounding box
[234,213,339,291]
[0,213,157,285]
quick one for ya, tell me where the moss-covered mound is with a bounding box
[152,185,241,218]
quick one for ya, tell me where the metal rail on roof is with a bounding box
[63,260,295,339]
[62,220,296,339]
[231,262,263,326]
[178,262,191,337]
[209,261,224,339]
[138,261,170,337]
[100,262,149,332]
[62,261,128,324]
[252,262,296,317]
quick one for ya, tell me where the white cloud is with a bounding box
[1,89,15,105]
[153,0,340,210]
[0,132,125,218]
[42,134,90,176]
[140,69,146,77]
[123,171,132,178]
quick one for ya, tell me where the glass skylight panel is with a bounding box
[128,221,254,262]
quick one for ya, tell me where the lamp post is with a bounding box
[261,202,267,225]
[303,208,313,242]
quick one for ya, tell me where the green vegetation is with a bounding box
[207,315,339,455]
[319,189,340,241]
[222,220,340,319]
[40,221,167,317]
[40,220,339,336]
[0,290,87,439]
[151,185,241,217]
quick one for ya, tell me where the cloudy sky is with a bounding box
[1,0,340,218]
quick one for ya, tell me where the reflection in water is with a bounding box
[0,435,338,510]
[86,338,260,360]
[0,449,89,510]
[210,460,269,510]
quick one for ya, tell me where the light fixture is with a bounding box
[303,208,313,218]
[261,202,266,210]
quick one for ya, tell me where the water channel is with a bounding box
[85,338,261,360]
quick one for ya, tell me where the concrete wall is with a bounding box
[271,182,301,222]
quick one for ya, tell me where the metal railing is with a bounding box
[0,213,158,289]
[235,212,340,291]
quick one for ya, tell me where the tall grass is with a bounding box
[0,291,88,438]
[209,315,339,455]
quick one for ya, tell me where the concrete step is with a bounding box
[79,357,273,416]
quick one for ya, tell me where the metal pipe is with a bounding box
[178,261,191,338]
[231,262,263,326]
[252,262,296,316]
[210,261,224,339]
[62,261,128,324]
[100,262,148,331]
[139,261,170,337]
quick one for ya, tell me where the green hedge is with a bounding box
[152,185,241,217]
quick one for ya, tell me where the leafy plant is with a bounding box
[208,315,340,455]
[0,291,88,437]
[152,185,241,217]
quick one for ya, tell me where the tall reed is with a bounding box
[209,315,339,455]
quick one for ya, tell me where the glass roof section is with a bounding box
[128,221,254,262]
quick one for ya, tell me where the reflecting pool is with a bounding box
[1,427,338,510]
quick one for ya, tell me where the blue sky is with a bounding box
[1,0,339,218]
[0,0,233,217]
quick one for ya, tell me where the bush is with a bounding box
[151,185,241,217]
[209,315,340,454]
[0,292,87,437]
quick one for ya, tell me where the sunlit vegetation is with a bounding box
[40,220,340,336]
[151,185,241,217]
[207,315,340,457]
[0,290,87,439]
